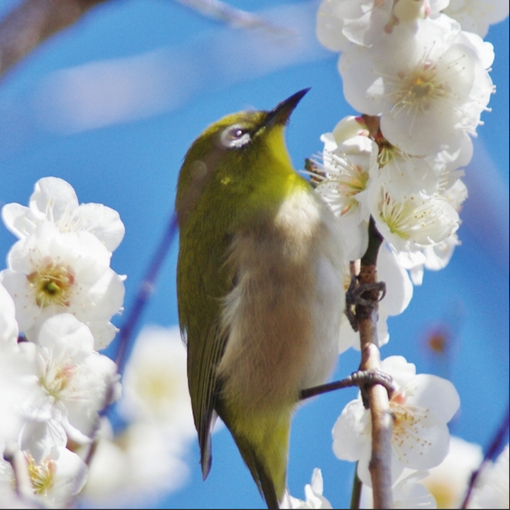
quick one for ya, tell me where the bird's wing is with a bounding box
[186,322,227,479]
[177,228,234,479]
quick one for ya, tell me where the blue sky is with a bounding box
[0,1,508,508]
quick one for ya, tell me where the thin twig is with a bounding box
[172,0,294,34]
[300,370,394,401]
[114,212,178,375]
[460,406,509,509]
[0,0,290,84]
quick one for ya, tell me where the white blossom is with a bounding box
[422,435,483,508]
[316,0,393,52]
[313,125,378,260]
[339,14,494,156]
[18,314,120,442]
[361,469,437,508]
[443,0,510,37]
[78,419,128,502]
[394,178,467,284]
[0,282,18,346]
[332,356,460,485]
[118,325,195,436]
[368,177,460,253]
[82,326,196,506]
[328,115,370,143]
[390,470,437,508]
[0,421,87,508]
[282,469,332,509]
[0,223,125,349]
[82,419,192,506]
[2,176,125,253]
[469,444,509,509]
[316,0,449,53]
[376,146,445,199]
[0,341,40,443]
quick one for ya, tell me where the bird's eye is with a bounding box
[220,124,251,149]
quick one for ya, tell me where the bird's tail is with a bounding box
[225,411,291,510]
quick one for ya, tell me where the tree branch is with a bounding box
[0,0,110,80]
[461,406,510,509]
[115,212,178,375]
[357,218,394,509]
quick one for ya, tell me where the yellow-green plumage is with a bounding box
[175,90,346,508]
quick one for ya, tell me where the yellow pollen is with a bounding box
[26,453,55,495]
[41,363,74,398]
[396,63,449,113]
[379,192,411,240]
[376,136,399,167]
[27,262,75,308]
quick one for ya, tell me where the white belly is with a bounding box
[217,188,346,415]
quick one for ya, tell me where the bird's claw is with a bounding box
[347,368,395,409]
[345,275,386,331]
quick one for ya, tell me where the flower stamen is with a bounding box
[27,262,75,308]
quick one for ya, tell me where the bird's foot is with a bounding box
[346,368,395,408]
[299,368,394,403]
[345,275,386,331]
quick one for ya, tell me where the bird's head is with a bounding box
[176,89,310,226]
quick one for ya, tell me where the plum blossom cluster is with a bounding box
[333,356,460,507]
[81,325,196,506]
[314,0,508,286]
[305,0,509,508]
[282,469,333,509]
[0,177,125,507]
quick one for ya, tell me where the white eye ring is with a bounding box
[220,124,251,149]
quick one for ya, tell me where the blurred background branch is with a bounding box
[0,0,291,82]
[173,0,293,32]
[0,0,109,80]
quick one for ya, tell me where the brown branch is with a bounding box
[356,218,394,509]
[0,0,110,81]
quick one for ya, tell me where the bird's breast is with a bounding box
[216,188,346,416]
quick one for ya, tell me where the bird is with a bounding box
[175,89,346,509]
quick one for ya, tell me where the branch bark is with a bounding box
[0,0,111,80]
[356,219,394,509]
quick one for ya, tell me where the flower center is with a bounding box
[27,261,75,308]
[375,134,400,167]
[379,190,414,239]
[389,394,432,464]
[316,153,369,215]
[395,61,449,115]
[40,360,75,399]
[26,453,55,495]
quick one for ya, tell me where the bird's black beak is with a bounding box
[263,88,310,129]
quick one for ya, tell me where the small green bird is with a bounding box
[175,89,346,509]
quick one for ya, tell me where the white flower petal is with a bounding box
[332,399,369,462]
[407,374,460,423]
[29,177,79,221]
[0,282,19,345]
[2,176,125,253]
[2,225,124,349]
[1,203,41,238]
[70,203,125,252]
